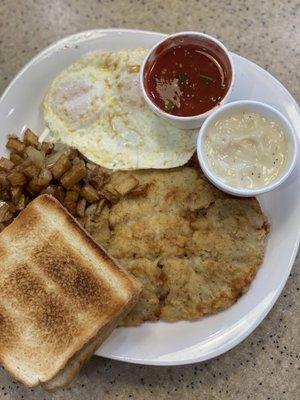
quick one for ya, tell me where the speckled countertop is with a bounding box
[0,0,299,399]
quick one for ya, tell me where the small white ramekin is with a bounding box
[197,100,298,197]
[140,31,235,130]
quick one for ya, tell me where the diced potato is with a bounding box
[0,174,9,189]
[101,187,119,203]
[64,190,79,215]
[23,164,40,179]
[7,172,27,186]
[51,154,72,179]
[6,137,26,153]
[41,185,56,197]
[85,203,97,217]
[76,198,86,217]
[72,156,82,165]
[0,201,11,222]
[80,184,99,202]
[89,174,105,191]
[57,185,65,203]
[42,185,65,203]
[95,199,106,216]
[88,166,110,190]
[71,183,81,193]
[24,129,39,148]
[8,203,17,213]
[14,162,31,174]
[41,141,54,155]
[15,194,26,210]
[0,157,14,171]
[0,189,10,201]
[61,162,86,189]
[64,190,79,203]
[17,158,32,169]
[66,148,78,160]
[10,152,24,166]
[114,175,139,196]
[27,177,43,194]
[11,186,23,205]
[0,201,9,218]
[86,162,96,170]
[130,183,150,196]
[37,168,52,187]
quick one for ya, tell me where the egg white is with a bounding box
[43,49,197,170]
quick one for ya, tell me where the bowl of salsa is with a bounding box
[140,32,235,129]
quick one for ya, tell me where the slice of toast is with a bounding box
[0,194,141,388]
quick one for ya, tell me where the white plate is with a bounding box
[0,29,299,366]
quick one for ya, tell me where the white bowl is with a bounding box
[140,31,235,130]
[197,100,298,197]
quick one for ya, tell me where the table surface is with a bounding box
[0,0,299,399]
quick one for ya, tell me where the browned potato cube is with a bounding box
[130,183,150,197]
[85,203,97,217]
[11,186,23,205]
[66,148,78,160]
[41,142,54,155]
[51,154,72,179]
[71,183,81,193]
[64,190,79,215]
[10,152,24,166]
[95,199,106,216]
[8,203,17,214]
[14,164,31,174]
[41,185,55,196]
[61,162,86,189]
[86,162,96,170]
[7,172,27,186]
[71,157,82,165]
[57,186,65,203]
[80,184,99,202]
[41,185,64,203]
[0,201,10,222]
[114,175,139,196]
[6,137,26,153]
[101,187,119,203]
[23,164,40,179]
[0,189,10,201]
[27,177,43,194]
[37,168,52,187]
[89,174,106,191]
[15,194,26,211]
[24,129,39,148]
[18,157,32,169]
[0,174,9,190]
[0,157,14,171]
[76,198,86,217]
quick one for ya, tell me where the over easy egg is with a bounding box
[43,49,197,170]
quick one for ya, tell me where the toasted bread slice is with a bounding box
[0,195,141,388]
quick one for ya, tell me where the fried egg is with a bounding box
[43,49,197,170]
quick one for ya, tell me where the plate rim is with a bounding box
[0,28,299,366]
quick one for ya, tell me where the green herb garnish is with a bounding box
[200,74,214,84]
[176,73,188,85]
[165,100,175,111]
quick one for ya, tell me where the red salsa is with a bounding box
[144,43,230,117]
